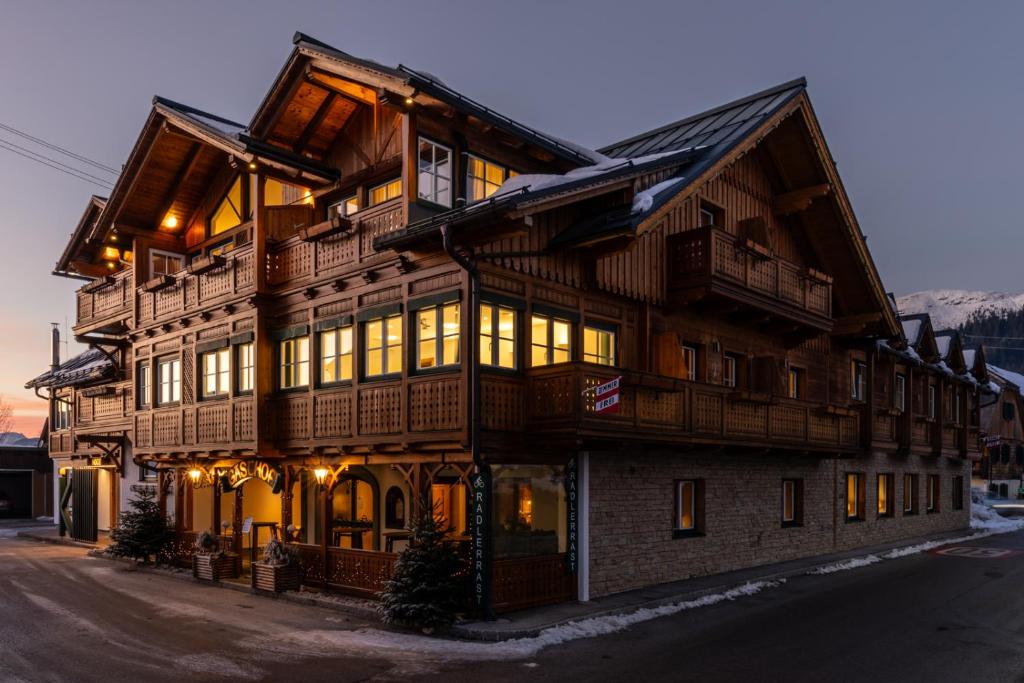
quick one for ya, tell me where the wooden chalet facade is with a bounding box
[32,33,981,611]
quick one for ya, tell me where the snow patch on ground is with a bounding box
[809,555,882,575]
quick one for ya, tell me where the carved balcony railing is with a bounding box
[666,226,833,332]
[133,397,255,454]
[74,267,133,334]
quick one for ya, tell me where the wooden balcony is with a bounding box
[135,245,256,327]
[666,226,833,334]
[133,397,255,455]
[266,199,403,289]
[482,362,860,453]
[74,267,133,335]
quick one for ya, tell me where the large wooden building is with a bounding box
[30,33,982,611]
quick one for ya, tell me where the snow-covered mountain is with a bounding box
[0,432,41,448]
[896,290,1024,331]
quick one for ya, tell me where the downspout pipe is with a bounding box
[441,224,480,469]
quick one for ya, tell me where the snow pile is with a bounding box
[897,290,1024,331]
[809,555,881,575]
[632,177,687,213]
[971,499,1024,533]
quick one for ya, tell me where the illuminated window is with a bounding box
[150,249,184,278]
[927,475,940,513]
[137,361,151,408]
[329,196,359,217]
[851,360,867,401]
[583,325,616,366]
[416,303,460,369]
[417,138,451,207]
[156,356,181,406]
[467,155,516,203]
[319,326,353,384]
[674,479,703,534]
[681,345,697,381]
[236,342,254,393]
[365,314,402,377]
[877,473,894,517]
[279,337,310,389]
[206,240,235,258]
[200,347,230,399]
[903,474,918,514]
[480,303,516,369]
[531,314,571,367]
[788,367,803,399]
[210,176,245,236]
[846,473,864,520]
[894,373,906,412]
[782,479,802,526]
[370,178,402,206]
[264,177,312,206]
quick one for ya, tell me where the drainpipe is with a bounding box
[441,224,480,470]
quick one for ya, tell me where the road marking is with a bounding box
[931,546,1021,559]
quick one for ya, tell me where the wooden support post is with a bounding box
[321,485,330,590]
[174,470,185,535]
[281,467,293,539]
[233,485,243,555]
[212,479,221,536]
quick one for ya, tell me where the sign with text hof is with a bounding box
[469,466,492,616]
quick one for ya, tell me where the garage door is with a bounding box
[0,472,33,518]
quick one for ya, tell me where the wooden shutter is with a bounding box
[653,331,685,379]
[752,356,784,396]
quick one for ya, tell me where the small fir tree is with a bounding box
[108,485,172,564]
[379,494,467,631]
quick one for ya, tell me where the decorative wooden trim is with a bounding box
[142,275,176,292]
[187,254,227,276]
[298,216,353,242]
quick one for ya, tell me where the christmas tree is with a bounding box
[108,485,172,564]
[379,494,467,630]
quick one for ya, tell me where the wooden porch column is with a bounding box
[233,485,243,555]
[281,467,293,539]
[321,485,330,590]
[157,470,168,518]
[212,480,221,535]
[174,470,185,535]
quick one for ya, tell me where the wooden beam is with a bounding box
[153,142,202,228]
[831,312,881,336]
[293,92,337,154]
[774,184,831,215]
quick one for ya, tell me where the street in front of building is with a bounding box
[5,528,1024,682]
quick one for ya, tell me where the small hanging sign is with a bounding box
[590,376,622,414]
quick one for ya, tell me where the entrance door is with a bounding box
[71,469,98,542]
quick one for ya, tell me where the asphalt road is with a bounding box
[5,530,1024,682]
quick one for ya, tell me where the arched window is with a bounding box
[384,486,406,529]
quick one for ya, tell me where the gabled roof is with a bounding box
[599,78,807,159]
[934,329,967,373]
[25,348,115,390]
[54,195,106,277]
[899,313,940,363]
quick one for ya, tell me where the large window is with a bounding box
[467,155,516,203]
[782,479,803,526]
[927,475,940,513]
[480,303,516,369]
[583,324,616,366]
[904,474,918,514]
[320,326,353,384]
[417,138,452,207]
[851,361,867,401]
[416,303,460,369]
[156,356,181,406]
[210,176,245,236]
[846,473,865,520]
[237,342,254,393]
[674,479,704,535]
[370,179,402,206]
[877,473,894,517]
[531,314,572,367]
[149,249,184,278]
[894,374,906,412]
[492,465,568,559]
[264,177,312,206]
[201,347,230,398]
[365,314,402,377]
[279,337,310,389]
[53,398,71,431]
[137,361,151,408]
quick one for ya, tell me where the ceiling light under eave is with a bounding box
[248,162,258,170]
[162,215,178,229]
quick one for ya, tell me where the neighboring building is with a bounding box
[975,358,1024,484]
[0,432,52,520]
[30,33,981,612]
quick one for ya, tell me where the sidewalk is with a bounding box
[17,525,111,549]
[452,527,989,641]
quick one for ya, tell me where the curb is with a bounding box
[16,531,102,550]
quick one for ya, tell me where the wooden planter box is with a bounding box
[192,553,238,581]
[251,562,300,592]
[187,254,226,276]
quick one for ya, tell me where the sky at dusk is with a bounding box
[1,0,1022,435]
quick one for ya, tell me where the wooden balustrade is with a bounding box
[135,246,255,326]
[666,226,833,324]
[286,543,396,597]
[492,553,575,613]
[74,268,133,333]
[266,200,403,288]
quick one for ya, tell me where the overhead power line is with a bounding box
[0,120,119,174]
[0,136,114,186]
[0,139,113,190]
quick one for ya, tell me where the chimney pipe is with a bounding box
[50,323,60,371]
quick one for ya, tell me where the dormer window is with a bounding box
[467,155,517,203]
[210,176,246,236]
[417,138,452,207]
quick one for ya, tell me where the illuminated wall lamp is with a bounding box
[313,467,329,487]
[188,468,202,484]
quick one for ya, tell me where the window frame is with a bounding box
[851,361,867,402]
[903,473,919,514]
[845,472,865,521]
[465,153,516,204]
[788,366,803,400]
[318,325,355,386]
[329,195,359,218]
[927,385,937,420]
[781,478,803,527]
[149,248,185,278]
[369,178,402,207]
[414,302,460,371]
[582,322,617,366]
[722,353,739,388]
[530,312,573,368]
[155,355,181,407]
[278,336,311,390]
[673,479,705,537]
[894,373,906,412]
[681,345,698,381]
[137,361,151,409]
[208,175,248,238]
[363,314,403,379]
[926,474,940,513]
[199,346,231,400]
[479,302,518,370]
[877,473,895,518]
[236,342,254,395]
[698,200,723,227]
[417,137,453,208]
[53,396,72,431]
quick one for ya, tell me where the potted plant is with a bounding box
[251,537,300,593]
[192,530,238,581]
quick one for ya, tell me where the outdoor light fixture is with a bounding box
[162,215,178,229]
[314,467,329,487]
[404,96,414,105]
[248,162,257,170]
[188,468,202,484]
